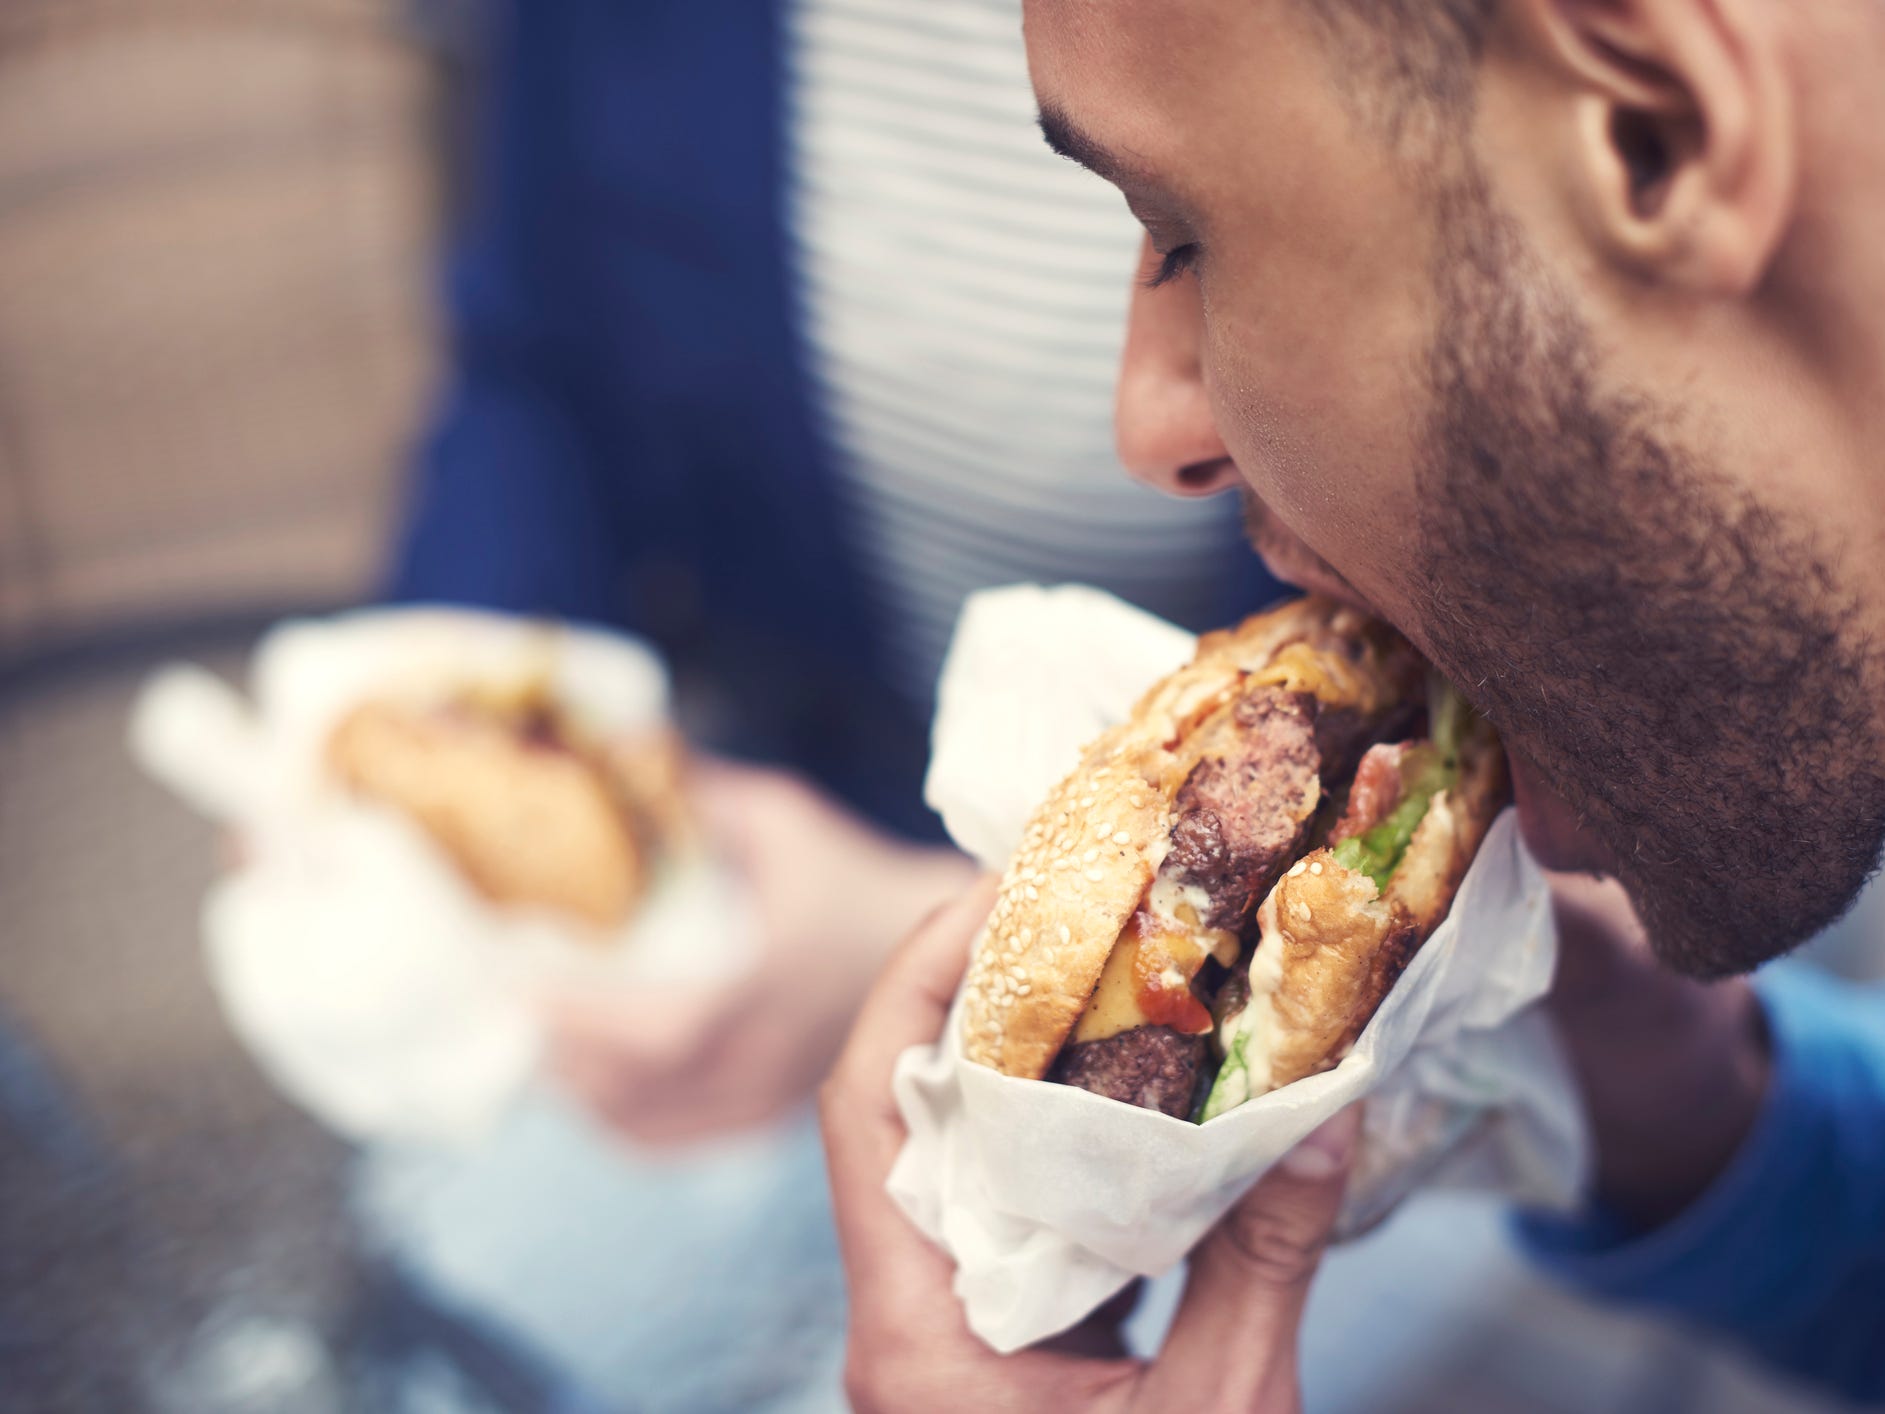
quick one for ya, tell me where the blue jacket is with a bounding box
[1521,965,1885,1404]
[386,0,1274,839]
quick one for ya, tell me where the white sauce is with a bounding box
[1231,895,1288,1098]
[1147,874,1212,928]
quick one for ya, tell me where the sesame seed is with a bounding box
[1083,847,1100,863]
[1292,902,1313,922]
[1308,861,1324,876]
[1026,885,1039,901]
[1085,868,1105,882]
[1059,924,1072,943]
[1113,831,1131,845]
[1287,860,1307,878]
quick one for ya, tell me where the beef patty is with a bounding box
[1049,1026,1208,1118]
[1166,688,1323,929]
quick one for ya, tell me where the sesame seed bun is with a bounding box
[959,596,1429,1082]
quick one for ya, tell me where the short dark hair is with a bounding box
[1301,0,1497,147]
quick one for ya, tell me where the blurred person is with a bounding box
[389,0,1282,1141]
[826,0,1885,1409]
[362,1,1279,1410]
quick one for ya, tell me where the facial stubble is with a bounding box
[1412,172,1885,979]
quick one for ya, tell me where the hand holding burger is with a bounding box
[821,881,1362,1414]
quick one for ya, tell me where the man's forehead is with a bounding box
[1024,0,1306,136]
[1024,0,1289,72]
[1026,0,1321,203]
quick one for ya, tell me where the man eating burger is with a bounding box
[821,0,1885,1408]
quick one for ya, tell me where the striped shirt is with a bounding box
[786,0,1248,704]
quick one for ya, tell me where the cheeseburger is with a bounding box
[960,597,1507,1120]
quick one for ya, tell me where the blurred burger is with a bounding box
[326,679,690,931]
[960,597,1507,1119]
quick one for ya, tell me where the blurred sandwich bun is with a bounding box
[327,680,690,932]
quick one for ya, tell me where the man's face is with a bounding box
[1027,0,1885,977]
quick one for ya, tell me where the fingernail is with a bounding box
[1279,1108,1362,1180]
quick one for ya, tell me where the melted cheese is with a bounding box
[1246,641,1368,710]
[1072,929,1154,1044]
[1071,877,1242,1044]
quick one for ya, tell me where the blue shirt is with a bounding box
[1520,964,1885,1403]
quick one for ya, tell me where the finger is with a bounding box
[1145,1105,1362,1408]
[542,1023,672,1130]
[1035,1279,1143,1359]
[538,988,726,1117]
[823,875,996,1135]
[589,1085,799,1149]
[218,830,254,871]
[686,756,809,865]
[540,988,723,1065]
[819,876,997,1305]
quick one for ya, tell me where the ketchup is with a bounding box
[1131,933,1215,1034]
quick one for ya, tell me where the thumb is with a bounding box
[1146,1106,1362,1407]
[685,756,775,862]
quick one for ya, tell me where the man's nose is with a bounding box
[1115,236,1242,498]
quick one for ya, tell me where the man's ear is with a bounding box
[1504,0,1795,295]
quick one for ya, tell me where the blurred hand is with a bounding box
[820,881,1362,1414]
[543,757,977,1145]
[1546,870,1771,1231]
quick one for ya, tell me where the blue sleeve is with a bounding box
[1517,964,1885,1402]
[386,3,628,623]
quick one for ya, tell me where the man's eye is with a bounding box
[1143,243,1200,290]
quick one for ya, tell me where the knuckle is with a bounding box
[841,1340,910,1414]
[841,1358,882,1413]
[1219,1205,1328,1287]
[815,1068,851,1127]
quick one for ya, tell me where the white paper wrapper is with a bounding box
[890,585,1587,1352]
[129,606,758,1146]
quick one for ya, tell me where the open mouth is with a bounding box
[1241,491,1374,613]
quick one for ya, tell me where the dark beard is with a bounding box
[1412,170,1885,979]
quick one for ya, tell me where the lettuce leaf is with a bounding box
[1330,740,1455,891]
[1199,1012,1253,1122]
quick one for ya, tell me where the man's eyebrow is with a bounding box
[1037,103,1141,186]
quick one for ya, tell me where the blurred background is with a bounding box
[1,4,454,1410]
[1,3,1879,1412]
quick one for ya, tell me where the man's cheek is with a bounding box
[1205,334,1368,542]
[1215,327,1428,587]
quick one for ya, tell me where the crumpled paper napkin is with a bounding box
[129,606,757,1146]
[888,584,1587,1352]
